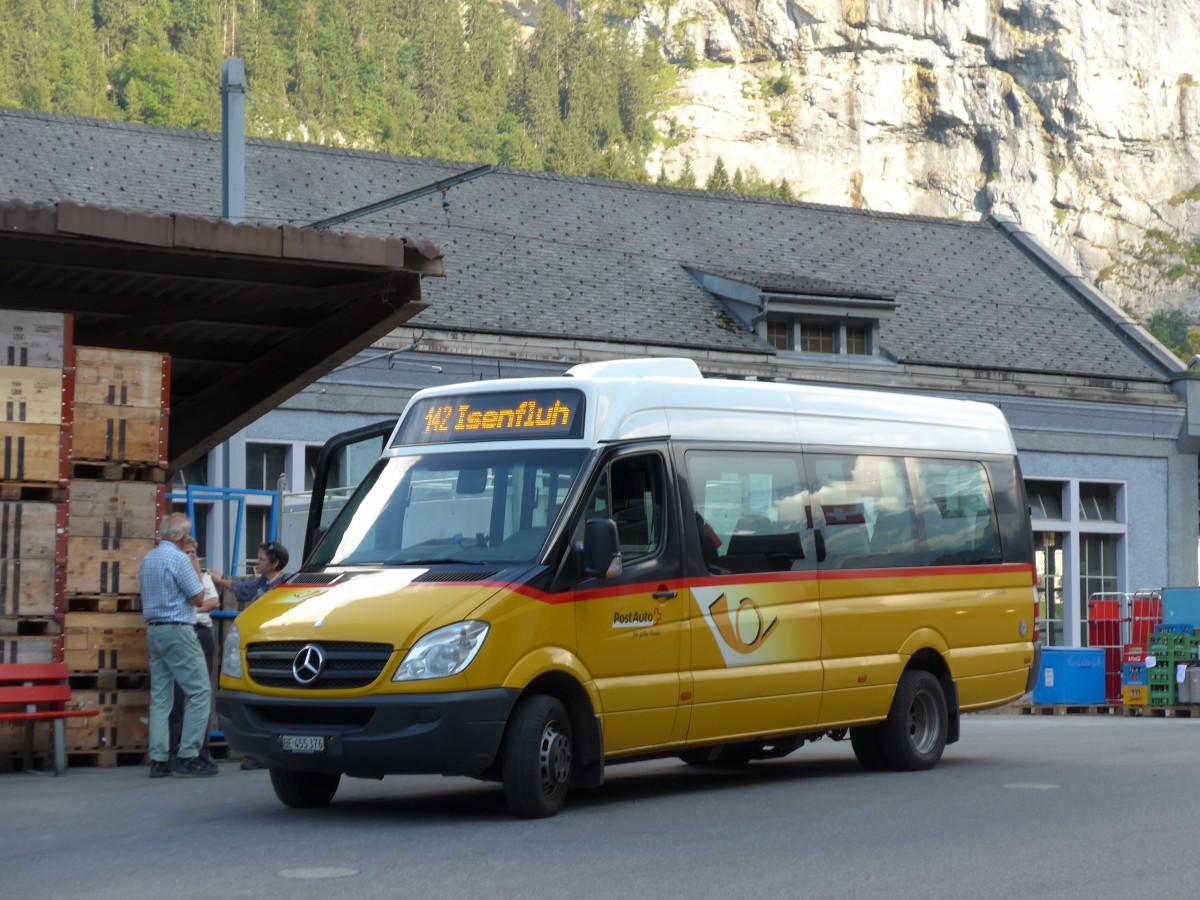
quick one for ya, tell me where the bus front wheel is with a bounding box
[880,670,948,771]
[270,766,341,808]
[502,695,573,818]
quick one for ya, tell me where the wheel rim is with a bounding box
[908,689,939,755]
[538,720,571,796]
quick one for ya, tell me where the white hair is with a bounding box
[159,512,192,543]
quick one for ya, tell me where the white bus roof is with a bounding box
[397,358,1017,456]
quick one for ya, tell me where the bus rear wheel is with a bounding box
[502,695,573,818]
[880,670,948,771]
[270,767,341,808]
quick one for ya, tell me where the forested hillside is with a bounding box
[3,0,1197,355]
[0,0,676,183]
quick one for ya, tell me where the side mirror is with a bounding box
[583,518,622,578]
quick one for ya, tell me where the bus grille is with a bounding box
[245,641,394,689]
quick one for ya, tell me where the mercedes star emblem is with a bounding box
[292,644,326,685]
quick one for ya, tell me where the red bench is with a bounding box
[0,663,100,775]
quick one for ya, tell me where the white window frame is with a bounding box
[1028,478,1127,648]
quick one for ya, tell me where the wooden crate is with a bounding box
[0,366,66,425]
[0,423,69,484]
[65,536,153,597]
[0,635,58,664]
[0,500,62,558]
[0,558,57,618]
[0,310,72,368]
[67,480,162,541]
[74,347,167,409]
[66,689,149,751]
[70,404,166,466]
[0,500,65,618]
[63,611,146,672]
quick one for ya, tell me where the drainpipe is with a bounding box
[221,58,246,223]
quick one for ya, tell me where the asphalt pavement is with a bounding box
[4,713,1200,900]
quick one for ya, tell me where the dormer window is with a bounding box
[768,318,874,355]
[688,267,896,362]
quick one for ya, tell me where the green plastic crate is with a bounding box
[1149,683,1179,706]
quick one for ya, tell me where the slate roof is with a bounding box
[0,107,1177,382]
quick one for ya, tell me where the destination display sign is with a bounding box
[394,389,586,445]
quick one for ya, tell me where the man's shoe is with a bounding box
[172,756,218,777]
[149,760,173,779]
[239,757,263,771]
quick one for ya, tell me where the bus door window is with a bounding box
[683,450,812,575]
[586,454,666,563]
[809,454,915,569]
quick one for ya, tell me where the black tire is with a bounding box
[269,767,341,808]
[880,670,948,771]
[502,695,573,818]
[849,725,887,771]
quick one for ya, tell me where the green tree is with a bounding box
[677,158,696,189]
[1143,309,1194,360]
[706,156,731,192]
[0,0,673,182]
[511,2,570,170]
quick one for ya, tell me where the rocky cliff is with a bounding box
[508,0,1200,319]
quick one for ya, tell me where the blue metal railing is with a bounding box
[167,485,279,577]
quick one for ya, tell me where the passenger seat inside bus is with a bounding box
[820,503,870,567]
[725,515,803,572]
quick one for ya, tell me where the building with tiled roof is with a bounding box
[1,106,1196,654]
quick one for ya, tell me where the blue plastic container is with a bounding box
[1162,587,1200,627]
[1033,648,1107,705]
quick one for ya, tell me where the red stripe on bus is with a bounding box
[486,561,1035,605]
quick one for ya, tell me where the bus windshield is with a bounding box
[309,449,589,568]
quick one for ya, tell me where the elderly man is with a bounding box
[139,513,218,778]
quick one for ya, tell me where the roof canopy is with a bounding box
[0,199,442,474]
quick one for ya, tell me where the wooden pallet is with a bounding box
[64,594,141,614]
[66,748,148,768]
[1136,705,1200,718]
[1019,704,1123,716]
[0,752,49,773]
[68,670,149,691]
[0,483,66,502]
[1022,703,1200,717]
[66,461,165,483]
[0,616,60,636]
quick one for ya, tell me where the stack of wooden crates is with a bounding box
[0,309,169,770]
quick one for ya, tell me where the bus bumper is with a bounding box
[1024,642,1043,695]
[216,687,521,778]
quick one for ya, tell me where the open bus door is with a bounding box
[303,420,395,561]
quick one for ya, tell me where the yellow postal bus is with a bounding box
[217,358,1039,817]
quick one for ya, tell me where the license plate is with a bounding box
[279,734,325,754]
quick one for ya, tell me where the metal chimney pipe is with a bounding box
[221,58,246,223]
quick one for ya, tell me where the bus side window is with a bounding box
[811,454,916,569]
[685,450,811,574]
[911,458,1000,564]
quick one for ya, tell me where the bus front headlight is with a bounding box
[394,621,489,681]
[221,622,242,680]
